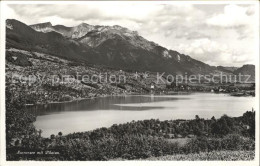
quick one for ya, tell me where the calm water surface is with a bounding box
[27,93,255,137]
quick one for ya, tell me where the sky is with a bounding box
[4,3,258,67]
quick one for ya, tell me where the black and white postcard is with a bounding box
[0,1,259,166]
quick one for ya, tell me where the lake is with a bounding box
[27,93,256,137]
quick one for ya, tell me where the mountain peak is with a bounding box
[6,19,27,27]
[7,19,255,77]
[30,22,52,27]
[242,64,254,67]
[77,23,90,27]
[30,22,53,33]
[112,25,123,29]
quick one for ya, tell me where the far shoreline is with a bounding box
[25,90,254,106]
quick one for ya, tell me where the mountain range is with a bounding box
[6,19,255,81]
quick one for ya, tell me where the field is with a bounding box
[166,138,190,146]
[143,151,255,161]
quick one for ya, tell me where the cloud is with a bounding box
[206,4,256,40]
[176,38,254,66]
[4,3,257,67]
[7,4,204,29]
[206,5,255,28]
[175,31,211,40]
[6,4,208,41]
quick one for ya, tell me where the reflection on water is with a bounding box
[28,93,255,137]
[26,95,187,115]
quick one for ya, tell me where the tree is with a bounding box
[211,116,216,122]
[50,134,55,139]
[58,132,63,137]
[39,129,42,137]
[242,111,255,138]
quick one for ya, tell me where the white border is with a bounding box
[0,1,259,166]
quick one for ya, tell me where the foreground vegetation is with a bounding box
[139,151,255,161]
[6,86,255,161]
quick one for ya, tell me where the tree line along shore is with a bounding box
[6,48,255,105]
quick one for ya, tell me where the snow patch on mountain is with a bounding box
[6,24,13,30]
[162,50,172,58]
